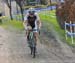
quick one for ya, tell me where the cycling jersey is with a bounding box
[24,13,40,32]
[27,15,37,29]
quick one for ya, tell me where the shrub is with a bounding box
[56,0,75,31]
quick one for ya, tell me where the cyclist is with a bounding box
[23,8,42,45]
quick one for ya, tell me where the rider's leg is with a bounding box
[34,32,39,45]
[26,30,31,47]
[26,30,30,41]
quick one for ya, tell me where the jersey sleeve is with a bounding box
[35,13,40,21]
[24,13,29,21]
[24,16,27,21]
[23,14,28,30]
[37,15,40,21]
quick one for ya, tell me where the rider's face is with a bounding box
[29,14,34,17]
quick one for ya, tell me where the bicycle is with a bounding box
[27,29,38,58]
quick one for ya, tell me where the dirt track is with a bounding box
[0,26,75,63]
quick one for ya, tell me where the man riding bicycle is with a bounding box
[23,8,42,45]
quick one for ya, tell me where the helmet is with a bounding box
[28,7,35,15]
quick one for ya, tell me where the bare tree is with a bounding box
[4,0,13,20]
[15,0,25,21]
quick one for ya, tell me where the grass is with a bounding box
[0,15,24,30]
[39,10,75,46]
[0,19,24,30]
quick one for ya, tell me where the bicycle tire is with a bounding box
[33,47,36,58]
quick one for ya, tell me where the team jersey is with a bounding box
[24,13,40,29]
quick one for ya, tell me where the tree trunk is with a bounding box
[9,0,13,20]
[50,0,52,10]
[9,6,13,20]
[20,7,24,21]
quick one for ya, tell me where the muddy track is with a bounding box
[0,26,75,63]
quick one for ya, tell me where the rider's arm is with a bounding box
[36,14,42,29]
[37,19,42,29]
[23,15,28,30]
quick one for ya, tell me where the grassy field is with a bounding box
[39,10,75,46]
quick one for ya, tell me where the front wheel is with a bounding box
[30,46,36,58]
[32,47,36,58]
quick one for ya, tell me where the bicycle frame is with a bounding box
[29,30,36,47]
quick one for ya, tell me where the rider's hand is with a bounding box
[28,26,32,30]
[38,26,41,30]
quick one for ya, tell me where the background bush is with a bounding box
[56,0,75,31]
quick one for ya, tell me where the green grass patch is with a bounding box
[9,20,24,30]
[0,19,24,30]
